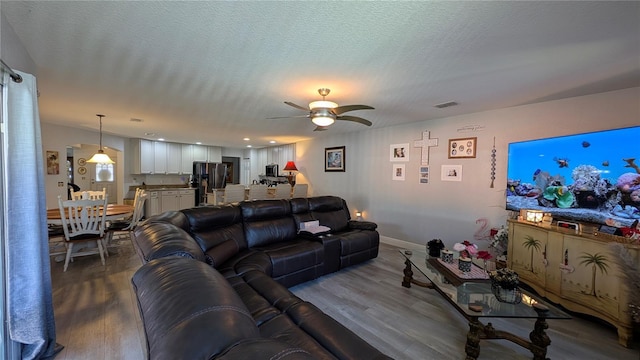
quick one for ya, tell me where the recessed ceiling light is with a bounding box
[243,138,250,141]
[195,142,202,145]
[158,138,165,141]
[246,145,252,148]
[269,140,276,144]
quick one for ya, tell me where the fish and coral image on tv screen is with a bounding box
[506,126,640,226]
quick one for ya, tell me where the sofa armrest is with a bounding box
[348,220,377,231]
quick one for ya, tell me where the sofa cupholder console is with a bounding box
[131,196,390,359]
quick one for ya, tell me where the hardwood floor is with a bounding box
[50,241,639,359]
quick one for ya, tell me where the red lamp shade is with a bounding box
[283,161,298,171]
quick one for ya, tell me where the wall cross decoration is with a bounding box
[413,131,438,165]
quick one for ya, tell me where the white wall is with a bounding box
[40,123,125,207]
[296,87,640,249]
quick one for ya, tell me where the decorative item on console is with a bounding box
[490,226,509,258]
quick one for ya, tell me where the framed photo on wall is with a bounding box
[46,150,60,175]
[441,164,462,181]
[419,166,429,184]
[325,146,345,172]
[448,137,476,159]
[390,143,409,162]
[392,164,405,181]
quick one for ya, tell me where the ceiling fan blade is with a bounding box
[313,126,328,132]
[336,115,372,126]
[332,104,374,115]
[266,115,310,119]
[284,101,309,111]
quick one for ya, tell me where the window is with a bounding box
[95,163,114,182]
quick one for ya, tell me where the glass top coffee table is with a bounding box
[400,249,570,360]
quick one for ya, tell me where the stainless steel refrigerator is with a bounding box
[191,162,227,205]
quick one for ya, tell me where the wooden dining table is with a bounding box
[47,204,134,225]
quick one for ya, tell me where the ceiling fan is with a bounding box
[268,88,374,131]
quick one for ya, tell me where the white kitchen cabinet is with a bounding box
[179,189,195,209]
[193,145,207,162]
[131,139,155,174]
[166,143,182,174]
[160,190,180,212]
[154,142,167,174]
[145,191,161,217]
[207,146,222,163]
[181,144,194,174]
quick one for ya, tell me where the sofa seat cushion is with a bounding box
[215,339,315,360]
[334,230,379,255]
[258,240,324,278]
[259,314,338,360]
[132,257,260,360]
[286,302,392,360]
[226,274,281,326]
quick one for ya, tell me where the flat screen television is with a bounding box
[506,126,640,227]
[265,164,278,177]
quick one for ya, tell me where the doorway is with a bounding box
[222,156,240,185]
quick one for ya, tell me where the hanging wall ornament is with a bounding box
[490,137,496,188]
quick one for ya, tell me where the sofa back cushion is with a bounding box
[308,196,350,232]
[132,222,206,263]
[182,205,247,268]
[132,257,260,360]
[290,198,313,229]
[240,200,297,248]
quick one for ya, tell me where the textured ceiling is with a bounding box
[2,1,639,148]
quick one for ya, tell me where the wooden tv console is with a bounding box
[507,219,638,347]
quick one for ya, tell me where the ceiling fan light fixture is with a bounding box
[312,116,335,126]
[309,100,338,110]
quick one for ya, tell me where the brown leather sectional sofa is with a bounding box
[131,196,391,359]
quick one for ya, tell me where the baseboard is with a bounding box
[379,236,424,251]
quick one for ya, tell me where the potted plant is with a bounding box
[489,268,522,303]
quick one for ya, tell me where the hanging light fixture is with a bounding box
[309,88,337,126]
[86,114,115,164]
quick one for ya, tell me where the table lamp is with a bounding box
[283,161,298,186]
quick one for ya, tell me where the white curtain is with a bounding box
[2,70,57,358]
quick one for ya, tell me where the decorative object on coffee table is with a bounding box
[458,257,472,273]
[441,249,454,264]
[427,239,444,257]
[490,268,522,304]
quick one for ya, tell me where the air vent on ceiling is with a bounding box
[130,118,144,122]
[434,101,458,109]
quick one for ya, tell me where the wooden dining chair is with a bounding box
[272,183,292,199]
[105,189,148,253]
[222,184,246,204]
[70,187,106,200]
[247,184,269,200]
[57,195,109,272]
[292,183,308,198]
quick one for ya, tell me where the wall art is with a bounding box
[441,164,462,182]
[325,146,345,172]
[448,137,476,159]
[390,143,409,162]
[419,166,429,184]
[392,164,405,181]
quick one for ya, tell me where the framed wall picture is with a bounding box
[441,164,462,182]
[325,146,345,172]
[448,137,477,159]
[392,164,405,181]
[46,150,60,175]
[419,166,429,184]
[390,143,409,162]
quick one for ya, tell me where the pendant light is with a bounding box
[86,114,115,164]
